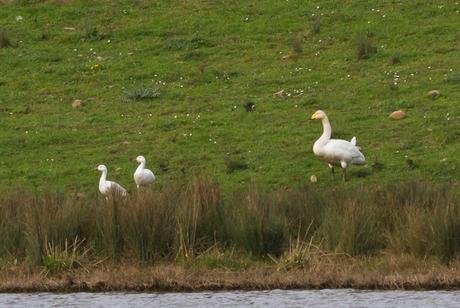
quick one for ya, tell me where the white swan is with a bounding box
[134,155,155,189]
[310,110,365,181]
[96,164,128,197]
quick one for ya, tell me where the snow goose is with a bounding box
[96,164,127,197]
[134,155,155,189]
[310,110,365,181]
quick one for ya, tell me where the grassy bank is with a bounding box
[2,178,460,290]
[0,1,460,191]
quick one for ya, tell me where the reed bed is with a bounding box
[1,177,460,274]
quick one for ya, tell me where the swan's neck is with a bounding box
[136,162,145,173]
[318,117,332,143]
[99,170,107,185]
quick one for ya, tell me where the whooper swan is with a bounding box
[310,110,365,181]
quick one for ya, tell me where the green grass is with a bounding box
[0,1,459,193]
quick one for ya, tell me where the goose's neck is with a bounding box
[319,117,332,142]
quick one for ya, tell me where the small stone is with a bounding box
[72,99,83,109]
[273,89,285,98]
[310,175,318,183]
[427,90,440,99]
[389,110,406,120]
[282,54,292,60]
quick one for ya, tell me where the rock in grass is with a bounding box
[273,89,285,98]
[427,90,440,99]
[310,175,318,183]
[389,110,406,120]
[72,99,83,109]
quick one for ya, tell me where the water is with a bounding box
[1,289,460,307]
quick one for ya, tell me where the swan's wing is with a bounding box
[108,181,127,196]
[325,139,365,165]
[134,170,155,185]
[145,169,156,182]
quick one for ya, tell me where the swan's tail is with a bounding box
[350,136,357,146]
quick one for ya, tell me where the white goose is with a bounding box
[133,155,155,189]
[310,110,365,181]
[96,164,128,197]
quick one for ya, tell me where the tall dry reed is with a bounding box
[1,179,459,270]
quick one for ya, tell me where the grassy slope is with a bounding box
[0,0,459,193]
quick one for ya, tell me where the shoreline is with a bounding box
[3,260,460,293]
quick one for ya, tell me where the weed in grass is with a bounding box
[42,236,89,274]
[0,31,11,48]
[391,53,401,65]
[356,34,376,60]
[243,101,255,112]
[83,27,105,41]
[225,159,248,173]
[123,87,161,102]
[445,72,460,84]
[311,17,321,34]
[291,34,303,55]
[163,37,213,51]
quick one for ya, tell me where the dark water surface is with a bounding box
[1,289,460,307]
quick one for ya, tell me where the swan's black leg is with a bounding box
[342,168,347,182]
[328,164,335,180]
